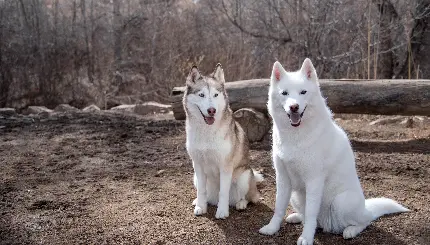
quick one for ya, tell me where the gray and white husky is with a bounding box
[183,64,263,219]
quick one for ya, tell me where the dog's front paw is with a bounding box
[235,200,248,210]
[259,223,280,235]
[286,213,303,224]
[297,236,313,245]
[215,206,229,219]
[194,205,207,216]
[192,198,197,206]
[342,225,365,239]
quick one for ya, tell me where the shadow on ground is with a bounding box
[352,138,429,154]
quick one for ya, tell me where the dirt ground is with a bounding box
[0,111,429,245]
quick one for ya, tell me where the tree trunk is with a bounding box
[71,0,79,101]
[81,0,94,84]
[397,0,430,78]
[112,0,122,85]
[171,79,430,120]
[373,0,400,79]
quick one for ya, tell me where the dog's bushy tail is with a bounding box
[365,198,409,220]
[252,169,264,183]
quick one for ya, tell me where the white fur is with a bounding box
[185,85,226,124]
[253,170,264,183]
[187,108,254,219]
[259,59,409,244]
[185,66,261,219]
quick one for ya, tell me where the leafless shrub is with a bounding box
[0,0,428,109]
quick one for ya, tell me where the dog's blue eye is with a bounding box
[300,90,307,95]
[199,93,205,98]
[214,93,218,97]
[281,91,288,96]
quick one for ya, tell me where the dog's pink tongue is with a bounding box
[205,116,215,125]
[289,113,301,125]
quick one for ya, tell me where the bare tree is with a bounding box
[0,0,428,110]
[398,0,430,78]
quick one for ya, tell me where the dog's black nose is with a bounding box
[290,104,299,113]
[207,107,216,116]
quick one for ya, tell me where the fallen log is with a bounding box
[171,79,430,120]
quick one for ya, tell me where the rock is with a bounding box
[400,116,429,128]
[22,106,53,115]
[109,102,172,116]
[413,116,426,122]
[134,102,172,116]
[368,116,405,126]
[110,104,136,113]
[233,108,270,143]
[106,95,143,109]
[82,104,101,112]
[155,169,166,177]
[0,108,16,117]
[400,117,414,128]
[38,111,52,118]
[54,104,79,112]
[413,116,429,125]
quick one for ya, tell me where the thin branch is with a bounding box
[218,0,292,43]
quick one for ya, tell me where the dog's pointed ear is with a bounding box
[186,66,202,85]
[300,58,317,82]
[272,61,286,82]
[212,63,225,84]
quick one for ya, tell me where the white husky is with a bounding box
[259,59,409,244]
[184,64,262,219]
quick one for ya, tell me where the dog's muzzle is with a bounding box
[287,106,307,127]
[198,108,215,125]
